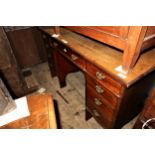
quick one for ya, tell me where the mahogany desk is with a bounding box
[39,27,155,128]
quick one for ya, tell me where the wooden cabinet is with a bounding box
[6,27,47,69]
[0,27,39,97]
[39,27,155,128]
[0,27,28,97]
[62,26,155,72]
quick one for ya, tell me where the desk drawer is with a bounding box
[86,98,114,128]
[86,85,118,110]
[87,75,119,108]
[59,46,86,70]
[87,62,123,95]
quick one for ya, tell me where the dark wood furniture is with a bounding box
[39,27,155,128]
[6,27,47,69]
[0,78,16,115]
[40,30,57,77]
[0,27,28,97]
[133,88,155,129]
[0,27,38,97]
[61,26,155,72]
[0,94,57,129]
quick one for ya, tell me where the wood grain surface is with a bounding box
[0,94,57,129]
[39,27,155,87]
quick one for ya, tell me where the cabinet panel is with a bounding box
[6,27,47,69]
[88,26,129,38]
[142,26,155,51]
[64,26,126,50]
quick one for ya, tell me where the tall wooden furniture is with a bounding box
[0,94,57,129]
[39,27,155,128]
[133,88,155,129]
[0,27,39,97]
[6,27,47,69]
[0,27,28,97]
[61,26,155,72]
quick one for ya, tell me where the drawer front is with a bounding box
[87,75,119,107]
[59,45,86,70]
[87,62,123,96]
[86,100,114,128]
[50,39,86,70]
[86,84,118,110]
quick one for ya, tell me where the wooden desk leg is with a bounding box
[55,51,78,88]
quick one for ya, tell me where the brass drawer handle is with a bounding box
[93,110,100,117]
[71,54,78,61]
[96,71,105,80]
[96,85,104,94]
[94,98,102,106]
[63,48,68,53]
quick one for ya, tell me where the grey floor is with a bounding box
[31,62,138,129]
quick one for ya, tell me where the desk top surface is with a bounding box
[0,94,57,129]
[40,27,155,87]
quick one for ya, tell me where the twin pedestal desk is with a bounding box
[39,27,155,128]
